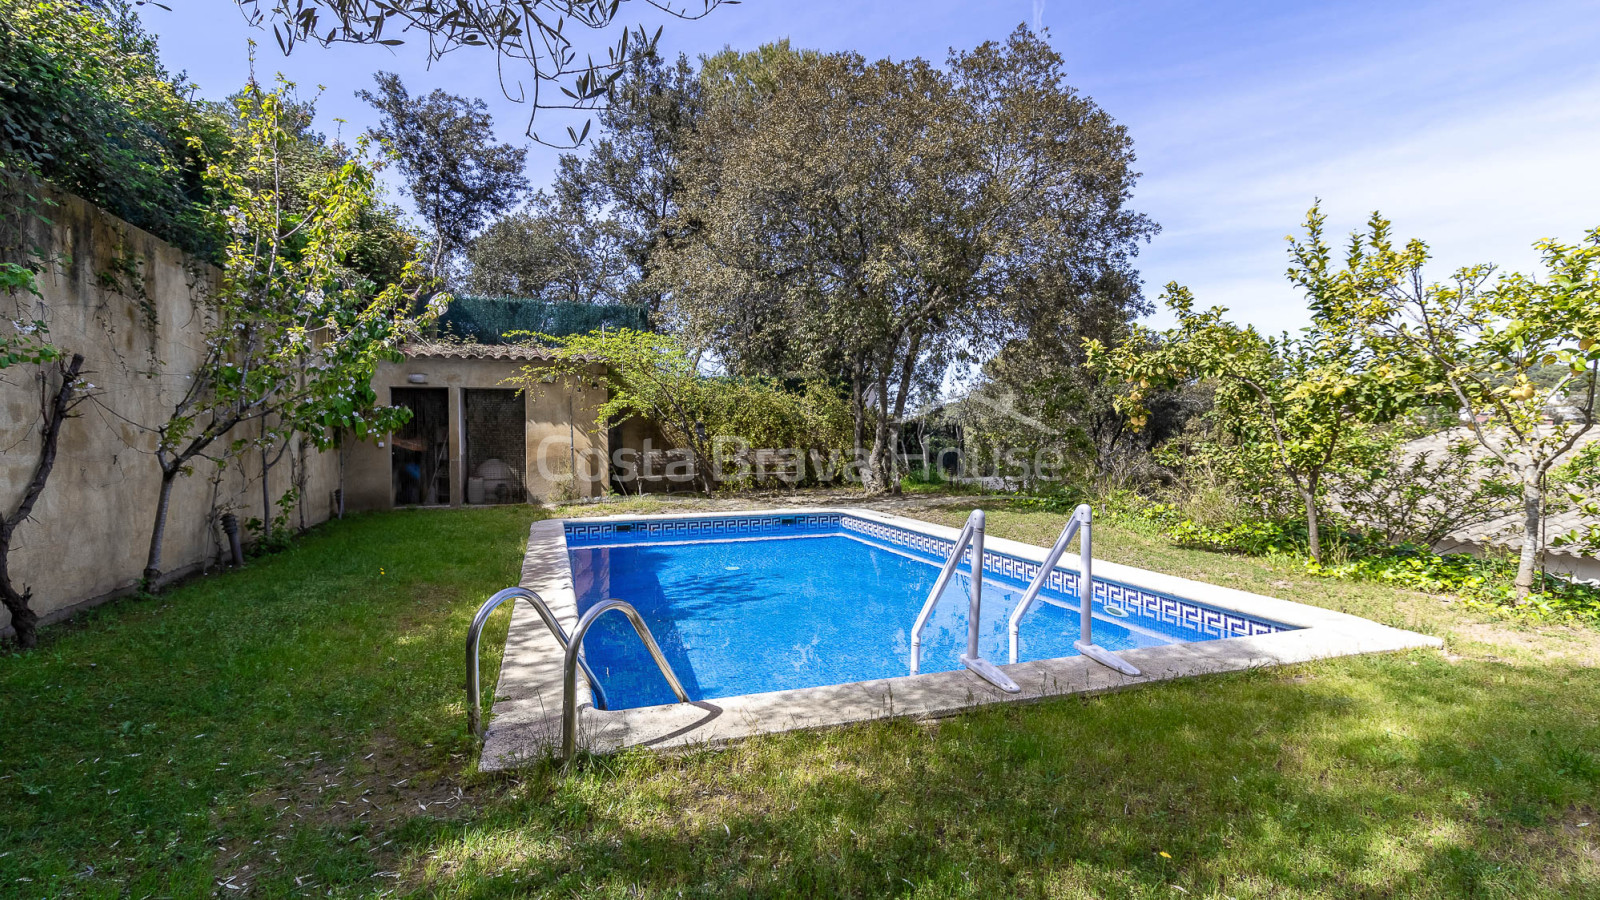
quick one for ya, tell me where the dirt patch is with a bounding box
[250,733,474,830]
[1452,620,1600,666]
[212,734,483,894]
[1504,804,1600,882]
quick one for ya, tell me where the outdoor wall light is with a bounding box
[407,373,427,384]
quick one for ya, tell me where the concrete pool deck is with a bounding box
[478,508,1444,771]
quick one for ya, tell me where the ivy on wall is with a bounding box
[0,0,228,258]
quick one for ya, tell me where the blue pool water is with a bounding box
[567,517,1290,710]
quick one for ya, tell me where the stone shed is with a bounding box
[342,342,612,511]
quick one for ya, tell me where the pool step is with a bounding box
[961,654,1021,693]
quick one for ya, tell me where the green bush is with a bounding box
[508,328,856,491]
[0,0,228,256]
[1106,493,1600,624]
[1309,550,1600,623]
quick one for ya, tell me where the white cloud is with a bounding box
[1127,3,1600,332]
[1138,77,1600,332]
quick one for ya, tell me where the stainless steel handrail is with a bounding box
[1005,504,1140,676]
[466,586,608,738]
[910,510,982,675]
[909,510,1019,693]
[563,598,691,761]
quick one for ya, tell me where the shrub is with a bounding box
[1109,490,1600,624]
[1309,549,1600,624]
[0,0,228,256]
[1329,432,1520,550]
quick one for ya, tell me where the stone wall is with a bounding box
[1,192,337,637]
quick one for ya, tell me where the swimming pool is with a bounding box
[564,512,1291,710]
[476,507,1442,768]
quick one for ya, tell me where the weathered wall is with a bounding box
[1,193,337,636]
[344,351,609,510]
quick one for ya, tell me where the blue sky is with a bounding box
[144,0,1600,334]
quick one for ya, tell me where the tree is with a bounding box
[141,78,441,583]
[658,28,1155,492]
[509,328,716,493]
[217,85,424,534]
[1088,206,1418,565]
[0,0,230,256]
[551,50,703,311]
[1329,434,1520,550]
[0,264,86,647]
[961,330,1196,492]
[1341,219,1600,595]
[506,328,854,494]
[359,73,529,277]
[221,88,420,290]
[233,0,728,142]
[1089,292,1311,560]
[698,39,818,104]
[966,274,1198,491]
[462,196,629,303]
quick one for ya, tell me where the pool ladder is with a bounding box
[910,510,1021,693]
[1006,504,1140,676]
[466,587,690,761]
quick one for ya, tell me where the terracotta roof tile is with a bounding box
[400,341,558,361]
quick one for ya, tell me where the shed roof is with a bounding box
[399,341,558,361]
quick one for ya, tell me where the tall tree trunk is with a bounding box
[337,439,346,519]
[1301,468,1324,564]
[0,563,39,649]
[865,420,893,493]
[878,330,923,497]
[850,361,864,460]
[294,436,307,533]
[1515,476,1543,598]
[144,468,179,586]
[1,353,84,649]
[1302,488,1322,565]
[865,367,896,494]
[695,438,717,496]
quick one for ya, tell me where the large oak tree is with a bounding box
[655,27,1156,491]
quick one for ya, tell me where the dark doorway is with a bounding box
[390,387,450,505]
[464,389,527,504]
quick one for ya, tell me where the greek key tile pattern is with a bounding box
[564,513,1290,639]
[564,513,843,546]
[837,517,1286,639]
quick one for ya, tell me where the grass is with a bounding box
[2,497,1598,898]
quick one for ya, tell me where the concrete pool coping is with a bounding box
[478,507,1444,771]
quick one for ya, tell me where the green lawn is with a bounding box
[2,500,1598,898]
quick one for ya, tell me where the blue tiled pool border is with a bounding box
[564,512,1290,641]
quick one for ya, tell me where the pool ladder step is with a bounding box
[1007,504,1140,677]
[909,510,1021,694]
[466,587,691,762]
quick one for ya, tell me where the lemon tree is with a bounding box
[1337,218,1599,596]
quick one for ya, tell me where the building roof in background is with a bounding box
[1403,426,1600,559]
